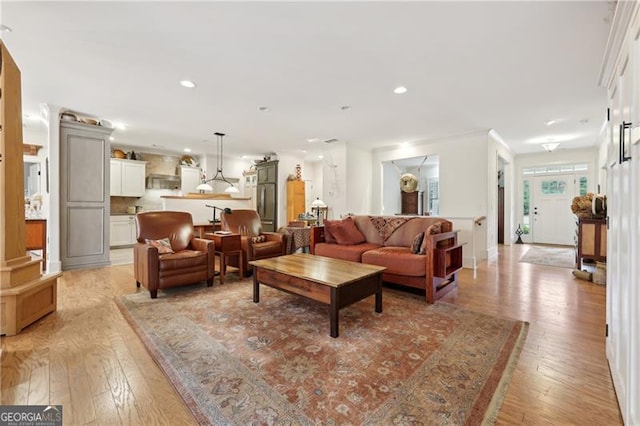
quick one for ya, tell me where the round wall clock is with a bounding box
[400,173,418,193]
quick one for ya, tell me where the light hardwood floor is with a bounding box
[0,245,622,425]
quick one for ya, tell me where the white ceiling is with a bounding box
[3,1,613,160]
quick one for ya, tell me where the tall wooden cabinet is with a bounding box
[286,180,305,223]
[60,121,114,270]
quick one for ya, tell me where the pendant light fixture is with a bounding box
[199,132,239,193]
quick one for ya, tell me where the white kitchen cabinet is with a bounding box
[179,166,201,194]
[110,159,146,197]
[110,215,137,247]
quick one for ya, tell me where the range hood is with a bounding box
[146,173,181,189]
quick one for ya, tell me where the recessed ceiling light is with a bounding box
[544,119,558,126]
[109,136,115,141]
[184,148,191,153]
[180,80,196,88]
[307,138,320,143]
[393,86,408,94]
[112,122,127,130]
[0,25,12,33]
[258,106,270,112]
[318,155,324,159]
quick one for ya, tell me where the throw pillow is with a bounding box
[251,235,266,243]
[411,232,424,254]
[419,223,443,255]
[145,238,174,254]
[322,219,338,243]
[327,217,366,245]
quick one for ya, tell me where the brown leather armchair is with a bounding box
[134,211,215,298]
[220,209,286,276]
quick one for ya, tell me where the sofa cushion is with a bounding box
[325,217,366,245]
[362,247,425,277]
[315,242,382,263]
[159,249,207,270]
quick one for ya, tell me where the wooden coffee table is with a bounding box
[250,253,386,337]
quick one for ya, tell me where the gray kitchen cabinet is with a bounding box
[255,160,278,232]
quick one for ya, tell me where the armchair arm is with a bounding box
[261,232,286,255]
[189,237,216,278]
[261,232,285,244]
[310,226,325,254]
[133,242,160,292]
[190,237,215,253]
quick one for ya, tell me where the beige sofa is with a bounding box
[310,215,462,303]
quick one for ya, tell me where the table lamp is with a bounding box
[311,197,326,225]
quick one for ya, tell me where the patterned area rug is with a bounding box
[519,245,575,268]
[116,279,528,425]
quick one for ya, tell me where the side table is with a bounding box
[205,233,243,284]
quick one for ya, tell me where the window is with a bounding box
[579,176,588,196]
[522,180,530,234]
[540,179,566,195]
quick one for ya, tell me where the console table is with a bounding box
[577,218,607,267]
[205,233,243,284]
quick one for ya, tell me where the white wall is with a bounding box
[277,152,306,227]
[373,130,491,218]
[346,145,372,215]
[382,161,400,215]
[488,130,515,252]
[303,160,322,213]
[322,142,347,219]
